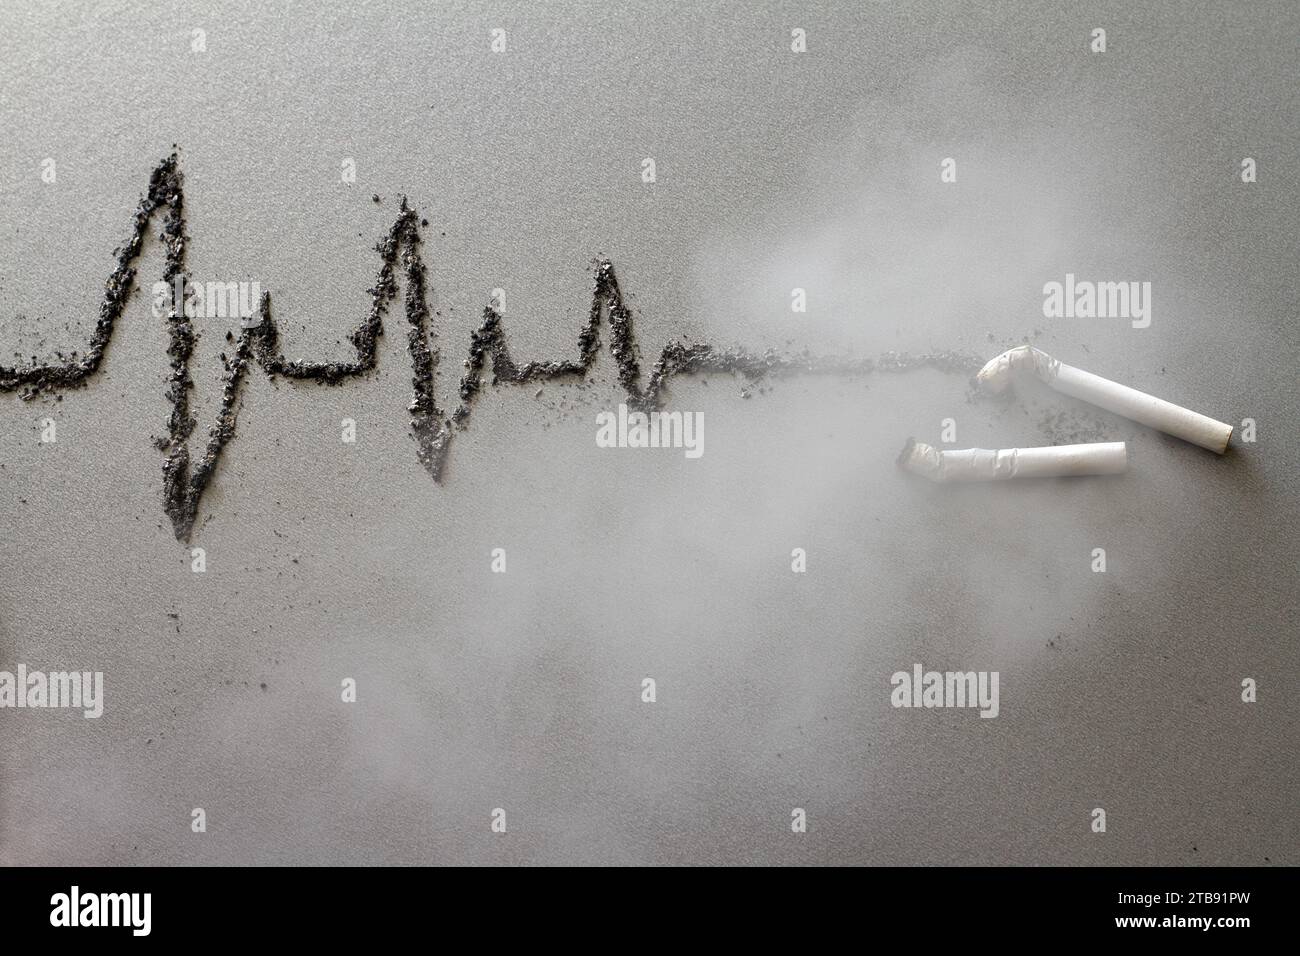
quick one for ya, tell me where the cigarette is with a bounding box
[977,345,1232,454]
[897,438,1128,482]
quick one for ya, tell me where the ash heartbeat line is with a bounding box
[1,153,979,541]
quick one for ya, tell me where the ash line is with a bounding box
[0,153,980,540]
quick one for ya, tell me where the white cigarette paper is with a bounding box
[977,345,1232,454]
[898,438,1128,482]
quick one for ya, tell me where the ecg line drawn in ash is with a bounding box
[0,153,978,541]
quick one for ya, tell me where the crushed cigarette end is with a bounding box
[898,438,1128,482]
[976,344,1059,393]
[977,345,1232,454]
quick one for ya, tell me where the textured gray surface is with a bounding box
[0,0,1296,865]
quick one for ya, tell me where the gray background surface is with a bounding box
[1,0,1296,865]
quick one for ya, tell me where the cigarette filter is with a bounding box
[898,438,1128,482]
[976,345,1232,453]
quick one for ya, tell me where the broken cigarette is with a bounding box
[977,345,1232,454]
[898,438,1128,482]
